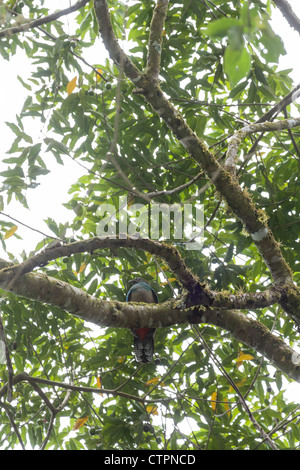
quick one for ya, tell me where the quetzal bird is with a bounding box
[126,278,158,363]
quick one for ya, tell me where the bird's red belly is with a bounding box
[134,328,152,340]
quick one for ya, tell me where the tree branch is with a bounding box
[255,82,300,124]
[225,117,300,175]
[94,0,141,82]
[1,290,299,384]
[0,232,298,319]
[0,0,90,38]
[40,413,56,451]
[0,250,290,316]
[0,256,299,380]
[273,0,300,35]
[146,170,204,198]
[1,237,203,295]
[146,0,169,81]
[0,402,25,450]
[0,372,145,404]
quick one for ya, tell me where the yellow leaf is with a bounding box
[146,377,159,386]
[97,377,103,396]
[127,197,134,208]
[162,278,176,285]
[146,377,165,387]
[228,378,247,393]
[223,397,231,418]
[96,376,103,396]
[4,225,18,239]
[117,355,126,363]
[78,262,87,274]
[96,68,103,82]
[146,405,158,416]
[66,76,77,95]
[96,377,102,389]
[73,416,88,430]
[211,391,217,412]
[238,353,254,361]
[236,350,254,366]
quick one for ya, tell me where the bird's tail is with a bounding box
[132,328,155,363]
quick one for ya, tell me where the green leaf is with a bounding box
[205,18,241,38]
[224,45,251,86]
[44,138,69,155]
[0,167,24,178]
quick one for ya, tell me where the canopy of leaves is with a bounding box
[0,0,300,451]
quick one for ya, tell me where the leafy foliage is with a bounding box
[0,0,300,450]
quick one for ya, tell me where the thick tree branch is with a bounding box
[6,235,298,319]
[1,237,204,296]
[0,259,204,331]
[0,0,90,38]
[146,0,169,81]
[0,232,298,319]
[0,250,288,313]
[94,0,141,81]
[273,0,300,35]
[0,257,299,380]
[5,274,300,381]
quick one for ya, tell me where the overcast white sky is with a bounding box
[0,0,300,400]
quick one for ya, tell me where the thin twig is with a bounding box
[40,412,56,450]
[0,372,145,404]
[0,211,61,242]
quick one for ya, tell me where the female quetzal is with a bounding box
[126,278,158,363]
